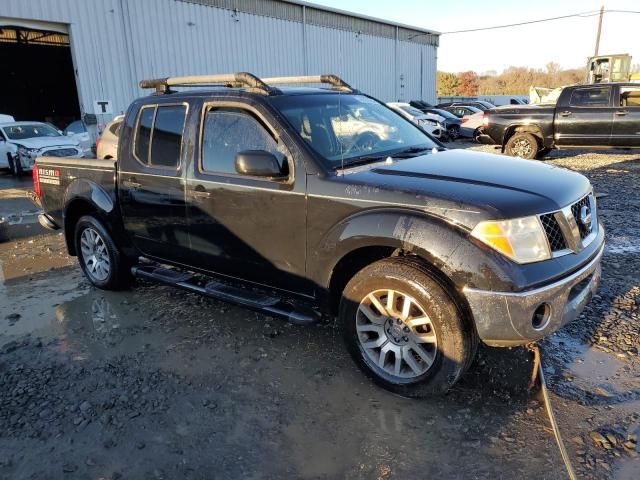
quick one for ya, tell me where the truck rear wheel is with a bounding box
[505,132,540,160]
[339,258,475,397]
[74,215,131,290]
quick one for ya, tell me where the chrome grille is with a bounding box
[539,214,567,251]
[45,148,78,157]
[571,196,592,239]
[538,193,597,255]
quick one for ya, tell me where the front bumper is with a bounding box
[464,243,604,346]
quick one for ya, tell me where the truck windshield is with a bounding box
[271,94,437,168]
[3,123,61,140]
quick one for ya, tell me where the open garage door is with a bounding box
[0,25,80,129]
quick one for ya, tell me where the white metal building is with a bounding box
[0,0,438,133]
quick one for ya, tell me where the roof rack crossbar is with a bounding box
[261,75,353,92]
[139,73,354,94]
[139,72,274,95]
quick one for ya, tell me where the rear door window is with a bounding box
[150,105,187,168]
[620,87,640,107]
[570,87,611,107]
[134,104,187,168]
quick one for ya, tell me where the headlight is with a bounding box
[17,146,38,158]
[471,216,551,264]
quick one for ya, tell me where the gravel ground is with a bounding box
[461,143,640,479]
[1,144,640,479]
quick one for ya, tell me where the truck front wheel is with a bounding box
[505,132,540,160]
[339,258,475,397]
[74,215,131,290]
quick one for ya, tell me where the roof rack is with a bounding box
[138,72,354,95]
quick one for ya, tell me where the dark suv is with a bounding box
[32,73,604,396]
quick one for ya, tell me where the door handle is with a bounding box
[190,186,211,200]
[559,111,572,117]
[615,110,628,116]
[123,178,142,189]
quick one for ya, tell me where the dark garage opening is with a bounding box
[0,26,80,129]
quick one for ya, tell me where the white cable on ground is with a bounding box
[536,347,578,480]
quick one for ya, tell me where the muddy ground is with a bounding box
[0,146,639,479]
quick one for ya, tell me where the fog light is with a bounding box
[532,304,551,330]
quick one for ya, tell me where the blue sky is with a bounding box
[312,0,640,73]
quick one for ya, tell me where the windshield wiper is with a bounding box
[337,155,390,169]
[391,146,435,158]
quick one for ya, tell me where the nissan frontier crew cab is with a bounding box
[32,73,604,397]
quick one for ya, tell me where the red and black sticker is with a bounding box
[38,168,61,185]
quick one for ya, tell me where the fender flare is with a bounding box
[62,179,115,254]
[502,124,546,150]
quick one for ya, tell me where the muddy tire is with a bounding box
[339,258,475,397]
[505,132,540,160]
[74,215,131,290]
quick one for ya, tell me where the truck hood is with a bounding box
[10,136,79,150]
[340,149,591,227]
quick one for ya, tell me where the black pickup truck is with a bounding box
[479,82,640,159]
[32,73,604,396]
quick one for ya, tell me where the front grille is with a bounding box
[538,193,596,255]
[540,213,567,251]
[571,195,592,239]
[45,148,77,157]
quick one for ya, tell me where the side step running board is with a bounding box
[131,265,321,325]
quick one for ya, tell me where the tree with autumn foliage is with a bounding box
[437,63,588,97]
[456,71,479,96]
[436,71,458,96]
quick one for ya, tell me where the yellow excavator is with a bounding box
[530,54,639,104]
[586,53,636,83]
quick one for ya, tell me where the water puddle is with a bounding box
[606,241,640,255]
[569,342,623,382]
[613,456,640,480]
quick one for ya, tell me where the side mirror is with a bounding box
[235,150,284,178]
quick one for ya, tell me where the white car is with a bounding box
[97,115,124,159]
[386,102,445,140]
[0,120,83,175]
[63,120,93,156]
[460,111,485,140]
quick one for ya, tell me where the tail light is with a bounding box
[32,163,41,199]
[96,138,101,149]
[482,113,489,127]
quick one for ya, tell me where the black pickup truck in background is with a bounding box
[479,82,640,159]
[32,73,604,396]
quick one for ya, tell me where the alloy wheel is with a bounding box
[80,227,111,281]
[356,289,438,378]
[512,138,534,157]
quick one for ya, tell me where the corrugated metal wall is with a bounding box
[1,0,437,126]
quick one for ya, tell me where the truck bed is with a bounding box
[35,156,117,230]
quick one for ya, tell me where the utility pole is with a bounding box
[594,5,604,56]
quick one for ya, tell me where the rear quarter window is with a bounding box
[109,121,122,137]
